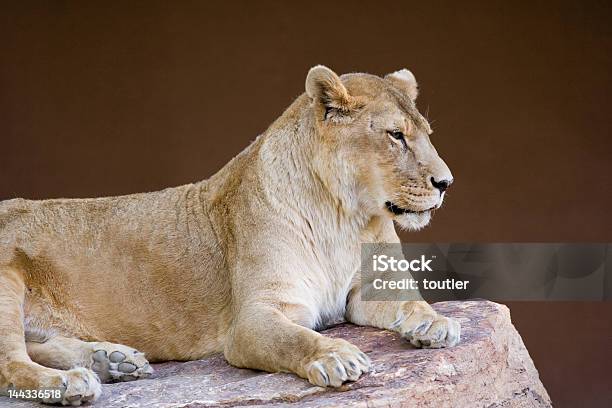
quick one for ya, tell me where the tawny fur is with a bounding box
[0,66,459,404]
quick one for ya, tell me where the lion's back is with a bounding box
[0,187,188,271]
[0,198,33,263]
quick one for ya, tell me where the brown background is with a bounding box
[1,1,610,406]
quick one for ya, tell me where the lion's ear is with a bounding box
[385,69,418,100]
[305,65,356,119]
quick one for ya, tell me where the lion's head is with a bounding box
[305,65,453,231]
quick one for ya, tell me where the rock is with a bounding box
[2,301,551,407]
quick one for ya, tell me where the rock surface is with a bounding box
[2,301,551,407]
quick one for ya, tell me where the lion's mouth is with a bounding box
[385,201,433,215]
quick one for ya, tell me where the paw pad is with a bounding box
[118,362,137,373]
[90,342,153,383]
[109,351,126,363]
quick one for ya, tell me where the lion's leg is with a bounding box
[345,278,461,349]
[224,302,371,387]
[348,223,461,348]
[0,266,101,405]
[27,335,153,383]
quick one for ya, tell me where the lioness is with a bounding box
[0,66,459,405]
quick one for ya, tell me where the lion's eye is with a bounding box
[388,130,405,140]
[387,130,408,150]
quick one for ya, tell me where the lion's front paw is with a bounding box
[40,367,101,406]
[394,302,461,348]
[304,339,371,387]
[90,342,153,383]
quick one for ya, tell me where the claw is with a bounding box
[142,363,154,376]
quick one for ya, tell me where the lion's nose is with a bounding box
[430,177,453,193]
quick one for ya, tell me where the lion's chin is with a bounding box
[393,211,432,231]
